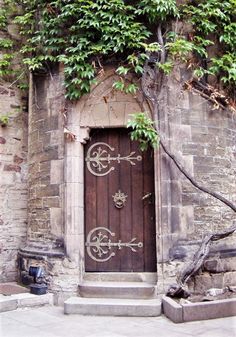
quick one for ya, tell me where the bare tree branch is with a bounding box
[160,140,236,213]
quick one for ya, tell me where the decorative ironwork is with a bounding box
[85,227,143,262]
[112,190,128,209]
[85,142,142,176]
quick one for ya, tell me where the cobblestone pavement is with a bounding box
[0,306,235,337]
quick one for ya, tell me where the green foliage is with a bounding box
[0,38,13,48]
[113,80,125,91]
[220,23,236,50]
[182,0,236,88]
[0,0,235,98]
[0,54,13,76]
[209,53,236,84]
[0,113,11,126]
[182,0,235,36]
[127,113,160,151]
[157,61,173,75]
[0,7,8,28]
[136,0,179,23]
[193,67,206,80]
[113,80,138,94]
[13,0,151,100]
[166,38,194,62]
[140,42,161,53]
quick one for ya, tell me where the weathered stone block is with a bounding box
[0,136,6,144]
[223,272,236,286]
[36,184,59,198]
[37,147,58,162]
[50,160,64,184]
[182,298,236,322]
[43,197,60,208]
[162,295,183,323]
[3,164,21,172]
[0,298,17,313]
[43,116,59,131]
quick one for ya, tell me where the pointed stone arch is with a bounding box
[64,68,160,281]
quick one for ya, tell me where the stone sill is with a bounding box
[162,295,236,323]
[19,247,65,259]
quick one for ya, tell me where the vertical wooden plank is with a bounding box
[119,128,133,271]
[143,148,157,271]
[84,130,97,271]
[95,130,109,272]
[84,127,157,273]
[130,136,144,271]
[107,129,120,271]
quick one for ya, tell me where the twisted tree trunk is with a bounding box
[166,225,236,298]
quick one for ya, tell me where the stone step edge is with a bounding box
[0,293,54,313]
[64,296,162,317]
[78,282,157,299]
[79,281,156,287]
[84,272,157,283]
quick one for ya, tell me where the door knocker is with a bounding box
[112,190,128,209]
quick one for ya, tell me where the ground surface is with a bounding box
[0,283,29,296]
[0,305,235,337]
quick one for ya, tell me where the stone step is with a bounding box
[64,297,162,317]
[0,293,54,313]
[78,281,157,299]
[83,272,157,283]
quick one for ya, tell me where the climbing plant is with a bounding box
[1,0,235,296]
[0,0,235,102]
[127,113,160,151]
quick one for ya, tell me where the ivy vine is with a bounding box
[127,113,160,151]
[0,0,235,101]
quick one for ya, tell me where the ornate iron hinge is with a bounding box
[85,142,142,176]
[85,227,143,262]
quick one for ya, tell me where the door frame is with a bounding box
[64,69,162,283]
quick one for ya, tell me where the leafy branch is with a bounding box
[127,113,160,151]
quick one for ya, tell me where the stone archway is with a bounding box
[64,68,160,281]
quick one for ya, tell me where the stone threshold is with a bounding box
[162,295,236,323]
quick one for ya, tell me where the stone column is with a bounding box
[18,68,74,301]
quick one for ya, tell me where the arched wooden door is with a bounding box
[84,128,156,272]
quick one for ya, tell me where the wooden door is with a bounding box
[84,128,156,272]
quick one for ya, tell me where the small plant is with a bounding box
[127,113,160,151]
[0,114,10,127]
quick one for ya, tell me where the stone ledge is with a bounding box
[162,295,236,323]
[64,297,162,317]
[19,247,65,258]
[0,293,54,313]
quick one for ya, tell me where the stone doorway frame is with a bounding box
[64,69,161,283]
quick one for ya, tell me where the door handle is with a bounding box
[142,192,152,200]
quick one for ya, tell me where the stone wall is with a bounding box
[26,69,65,246]
[156,66,236,292]
[18,68,82,303]
[4,65,235,298]
[0,84,28,282]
